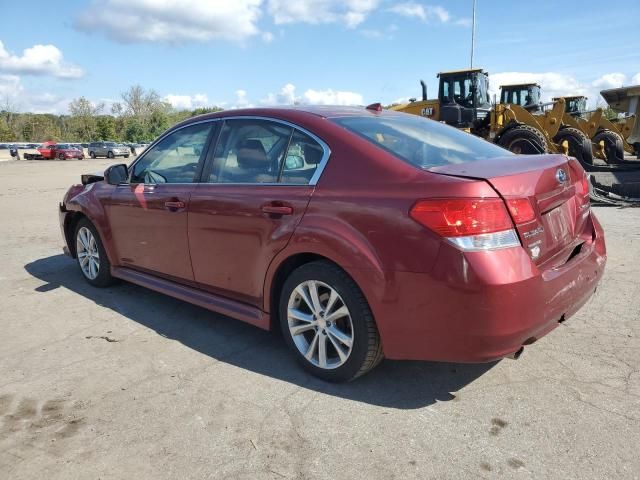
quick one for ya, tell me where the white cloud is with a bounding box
[303,88,363,105]
[632,73,640,85]
[163,93,210,110]
[261,31,275,43]
[74,0,262,44]
[260,83,363,106]
[0,40,83,79]
[388,3,450,23]
[489,71,640,108]
[267,0,379,28]
[592,72,626,89]
[0,74,23,100]
[0,75,71,113]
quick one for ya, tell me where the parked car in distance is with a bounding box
[88,141,130,159]
[49,143,85,160]
[59,106,607,381]
[37,142,57,159]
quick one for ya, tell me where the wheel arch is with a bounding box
[63,190,117,264]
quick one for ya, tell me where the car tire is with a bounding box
[124,154,130,158]
[107,151,115,159]
[58,153,65,160]
[279,261,383,382]
[90,151,96,159]
[74,218,116,288]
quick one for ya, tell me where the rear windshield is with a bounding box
[332,114,511,169]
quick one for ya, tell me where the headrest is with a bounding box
[237,139,268,169]
[303,143,323,165]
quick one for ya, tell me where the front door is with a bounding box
[188,118,326,306]
[105,121,215,282]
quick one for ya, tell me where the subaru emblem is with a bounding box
[556,168,567,184]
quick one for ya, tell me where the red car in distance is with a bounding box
[45,143,85,160]
[58,106,606,381]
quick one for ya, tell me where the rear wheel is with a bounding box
[594,129,624,164]
[90,151,96,159]
[497,125,548,154]
[74,218,115,287]
[554,127,593,165]
[279,261,383,382]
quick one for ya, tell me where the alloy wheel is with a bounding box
[287,280,354,369]
[76,226,100,280]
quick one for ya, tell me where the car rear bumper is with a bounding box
[372,211,606,362]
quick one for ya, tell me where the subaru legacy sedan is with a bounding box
[59,106,606,381]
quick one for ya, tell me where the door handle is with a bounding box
[261,204,293,215]
[165,200,186,210]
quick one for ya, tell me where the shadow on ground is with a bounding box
[25,254,496,409]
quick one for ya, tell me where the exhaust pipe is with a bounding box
[507,347,524,360]
[420,80,427,101]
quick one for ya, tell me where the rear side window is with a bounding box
[332,114,511,169]
[207,119,324,184]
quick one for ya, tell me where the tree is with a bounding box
[124,118,145,142]
[0,118,16,141]
[69,97,104,141]
[96,115,117,141]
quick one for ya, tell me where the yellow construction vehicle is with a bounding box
[391,69,591,164]
[600,85,640,159]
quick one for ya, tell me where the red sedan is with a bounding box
[58,106,606,381]
[50,144,85,160]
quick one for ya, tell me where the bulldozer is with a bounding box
[391,69,591,164]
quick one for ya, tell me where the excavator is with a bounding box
[391,69,640,203]
[599,85,640,159]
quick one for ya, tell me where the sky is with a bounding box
[0,0,639,114]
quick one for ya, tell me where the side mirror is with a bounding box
[104,164,128,185]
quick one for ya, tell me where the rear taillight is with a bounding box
[410,198,520,251]
[505,198,536,224]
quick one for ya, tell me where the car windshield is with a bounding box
[57,144,71,149]
[333,114,511,169]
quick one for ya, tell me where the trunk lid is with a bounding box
[430,154,589,265]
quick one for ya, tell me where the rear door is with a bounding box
[105,121,216,281]
[188,118,327,307]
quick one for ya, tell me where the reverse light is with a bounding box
[409,198,520,251]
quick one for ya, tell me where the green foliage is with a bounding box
[0,85,224,143]
[96,116,117,141]
[0,119,16,141]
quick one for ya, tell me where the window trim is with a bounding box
[125,116,331,187]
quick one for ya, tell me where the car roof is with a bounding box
[174,105,405,129]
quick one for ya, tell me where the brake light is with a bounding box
[577,174,590,198]
[410,198,520,251]
[505,198,536,224]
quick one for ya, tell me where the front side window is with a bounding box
[131,122,212,184]
[333,114,511,170]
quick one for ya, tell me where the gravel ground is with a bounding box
[1,158,639,479]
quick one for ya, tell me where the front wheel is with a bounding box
[497,125,548,154]
[58,153,65,160]
[74,218,115,287]
[107,151,115,159]
[279,261,383,382]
